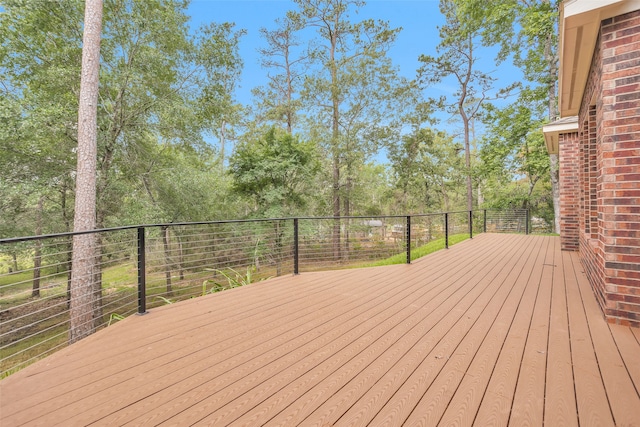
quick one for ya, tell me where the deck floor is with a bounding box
[1,234,639,426]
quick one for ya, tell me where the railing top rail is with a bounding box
[0,209,502,245]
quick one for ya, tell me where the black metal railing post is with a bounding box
[525,210,530,235]
[137,227,147,315]
[469,210,473,239]
[406,215,411,264]
[445,213,449,249]
[293,218,299,274]
[483,209,487,233]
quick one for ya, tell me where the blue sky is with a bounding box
[188,0,448,102]
[186,0,523,153]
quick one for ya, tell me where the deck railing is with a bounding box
[0,209,529,377]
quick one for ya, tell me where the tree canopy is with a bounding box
[0,0,559,239]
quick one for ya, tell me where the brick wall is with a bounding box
[578,28,608,323]
[574,9,640,327]
[559,132,580,251]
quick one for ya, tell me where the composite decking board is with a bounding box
[391,235,546,427]
[6,258,430,408]
[543,238,579,427]
[472,237,551,427]
[5,270,346,390]
[2,268,410,418]
[2,234,640,427]
[436,237,553,427]
[508,236,554,426]
[2,268,383,417]
[159,236,510,426]
[2,241,480,424]
[58,236,504,426]
[570,251,640,426]
[201,234,527,427]
[144,234,516,425]
[129,237,496,424]
[10,264,426,424]
[609,325,640,394]
[307,235,540,427]
[564,251,616,427]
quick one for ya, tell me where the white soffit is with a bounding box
[559,0,640,117]
[543,116,579,154]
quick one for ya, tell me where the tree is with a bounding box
[1,0,245,335]
[388,127,465,213]
[69,0,103,343]
[229,127,319,275]
[0,0,84,239]
[459,0,560,231]
[229,127,319,218]
[291,0,400,258]
[417,0,501,212]
[481,94,552,222]
[253,16,309,134]
[194,22,245,167]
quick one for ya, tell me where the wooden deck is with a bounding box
[1,234,639,426]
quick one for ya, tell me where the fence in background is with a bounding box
[0,209,529,377]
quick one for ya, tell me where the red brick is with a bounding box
[561,11,640,326]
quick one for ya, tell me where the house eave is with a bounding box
[558,0,640,117]
[543,116,579,154]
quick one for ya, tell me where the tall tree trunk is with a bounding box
[286,43,293,134]
[32,196,44,298]
[69,0,103,344]
[461,93,473,211]
[460,36,473,212]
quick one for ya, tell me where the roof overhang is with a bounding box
[559,0,640,117]
[543,116,579,154]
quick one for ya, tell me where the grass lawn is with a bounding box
[362,233,470,267]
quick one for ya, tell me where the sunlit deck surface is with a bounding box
[2,234,640,426]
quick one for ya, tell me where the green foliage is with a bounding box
[107,313,125,326]
[364,233,470,267]
[204,267,270,293]
[229,127,319,217]
[156,296,174,305]
[0,0,245,236]
[0,0,558,235]
[388,128,465,213]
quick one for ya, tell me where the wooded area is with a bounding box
[0,0,558,243]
